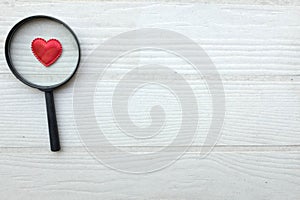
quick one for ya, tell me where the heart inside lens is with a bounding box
[31,38,63,67]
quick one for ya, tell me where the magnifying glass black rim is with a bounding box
[5,15,81,92]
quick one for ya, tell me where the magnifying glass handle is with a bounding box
[45,90,61,152]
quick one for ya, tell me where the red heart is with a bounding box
[31,38,62,67]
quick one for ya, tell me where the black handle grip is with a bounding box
[45,90,61,152]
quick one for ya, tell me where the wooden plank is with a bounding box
[0,150,299,199]
[1,3,300,76]
[0,74,300,147]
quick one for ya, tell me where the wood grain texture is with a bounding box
[0,1,299,199]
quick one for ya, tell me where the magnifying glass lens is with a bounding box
[8,18,79,87]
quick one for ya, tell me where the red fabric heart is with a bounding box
[31,38,62,67]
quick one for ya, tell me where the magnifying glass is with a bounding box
[5,16,81,151]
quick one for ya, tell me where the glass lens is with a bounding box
[8,17,79,87]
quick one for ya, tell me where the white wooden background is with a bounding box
[1,0,300,199]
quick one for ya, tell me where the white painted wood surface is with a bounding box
[0,1,300,199]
